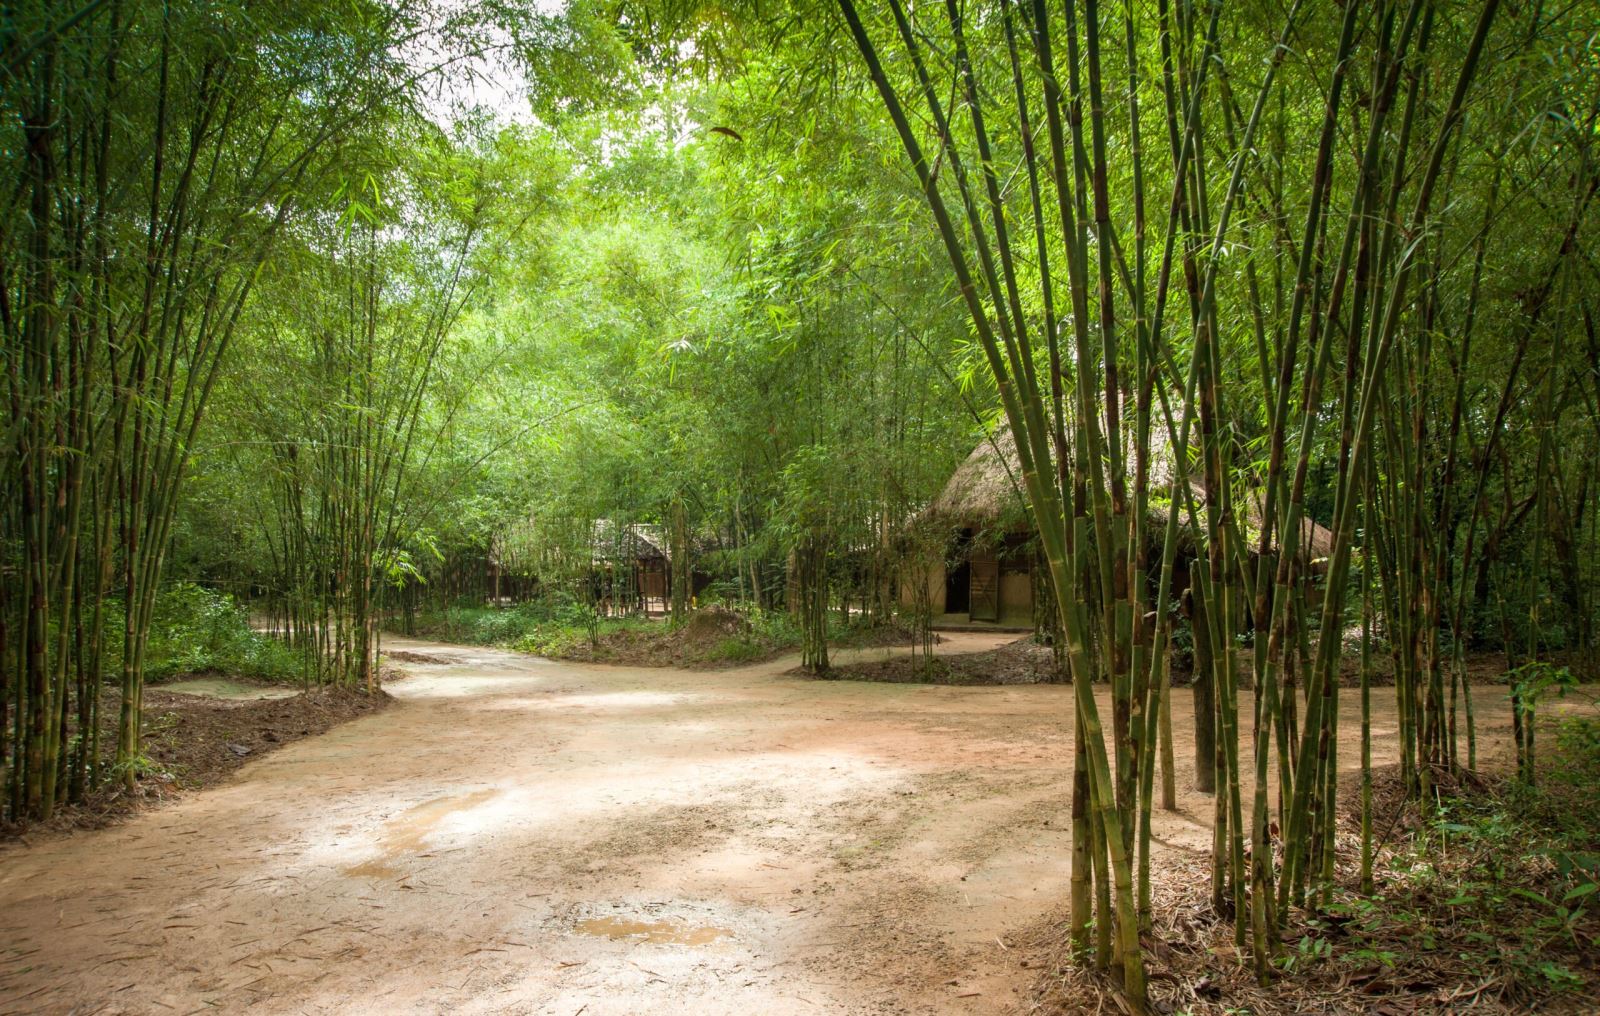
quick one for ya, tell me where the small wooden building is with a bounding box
[594,521,714,614]
[905,428,1335,631]
[622,524,670,608]
[906,429,1038,629]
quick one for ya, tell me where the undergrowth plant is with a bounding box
[143,584,296,683]
[1330,715,1600,1004]
[1505,661,1578,783]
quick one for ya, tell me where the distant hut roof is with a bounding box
[1241,489,1336,561]
[925,427,1030,527]
[927,426,1334,562]
[592,520,669,562]
[624,523,670,560]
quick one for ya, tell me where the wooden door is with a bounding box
[969,557,999,621]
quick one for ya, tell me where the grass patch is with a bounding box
[511,616,655,656]
[706,636,770,663]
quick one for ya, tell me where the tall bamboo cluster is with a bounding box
[241,187,489,688]
[1,0,408,818]
[839,0,1595,1008]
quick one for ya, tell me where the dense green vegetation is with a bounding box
[4,0,1598,1010]
[141,584,297,685]
[1335,716,1600,998]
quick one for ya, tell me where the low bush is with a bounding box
[1333,714,1600,1005]
[512,616,654,656]
[144,583,297,682]
[404,600,567,645]
[400,598,658,656]
[706,636,768,663]
[400,599,940,666]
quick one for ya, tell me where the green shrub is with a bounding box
[406,597,599,647]
[745,606,801,646]
[707,636,766,662]
[145,582,296,681]
[511,624,585,656]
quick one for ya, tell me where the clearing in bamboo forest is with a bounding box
[3,0,1598,1013]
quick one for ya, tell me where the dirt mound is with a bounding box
[386,649,455,665]
[808,636,1065,685]
[683,604,751,639]
[152,677,298,700]
[553,608,778,670]
[142,685,391,788]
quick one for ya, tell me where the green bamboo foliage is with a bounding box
[832,0,1582,1007]
[241,167,493,689]
[1,0,414,815]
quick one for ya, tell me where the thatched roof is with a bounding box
[1240,488,1336,561]
[926,426,1335,562]
[491,516,678,573]
[924,427,1031,526]
[593,520,669,562]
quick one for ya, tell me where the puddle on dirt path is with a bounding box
[574,915,733,946]
[344,788,500,879]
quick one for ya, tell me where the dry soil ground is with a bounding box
[0,635,1586,1015]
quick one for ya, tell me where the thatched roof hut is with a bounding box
[907,426,1337,629]
[925,426,1334,563]
[593,520,669,563]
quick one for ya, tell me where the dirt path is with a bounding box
[0,637,1567,1015]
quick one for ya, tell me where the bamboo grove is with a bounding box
[236,151,502,690]
[838,0,1597,1008]
[0,0,425,818]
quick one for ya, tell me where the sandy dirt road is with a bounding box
[0,636,1559,1015]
